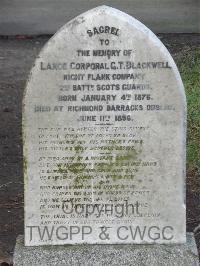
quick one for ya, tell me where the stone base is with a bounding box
[14,233,199,266]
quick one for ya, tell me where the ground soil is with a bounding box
[0,34,199,265]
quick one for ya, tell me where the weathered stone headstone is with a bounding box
[23,5,186,246]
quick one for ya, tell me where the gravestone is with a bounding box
[14,5,199,266]
[24,5,186,246]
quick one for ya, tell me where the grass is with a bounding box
[176,47,200,192]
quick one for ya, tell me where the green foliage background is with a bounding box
[177,47,200,194]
